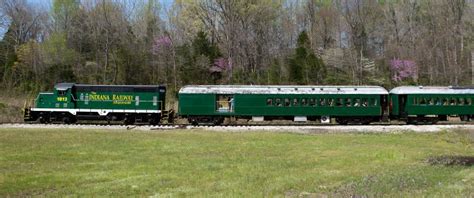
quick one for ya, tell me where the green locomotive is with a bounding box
[178,85,389,125]
[24,83,168,124]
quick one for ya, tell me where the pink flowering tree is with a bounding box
[212,57,232,71]
[390,59,417,82]
[152,36,172,54]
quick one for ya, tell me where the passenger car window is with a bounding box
[354,99,361,107]
[369,98,376,106]
[458,98,464,106]
[450,98,456,105]
[362,98,368,107]
[293,98,299,106]
[329,99,335,106]
[419,98,426,105]
[467,98,472,106]
[266,98,273,106]
[336,98,343,107]
[346,98,351,107]
[443,98,449,106]
[426,98,432,105]
[319,98,326,106]
[309,98,315,106]
[275,98,282,106]
[301,98,307,106]
[284,98,290,107]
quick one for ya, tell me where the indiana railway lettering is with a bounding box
[88,94,133,104]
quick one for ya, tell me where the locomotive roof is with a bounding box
[179,85,388,95]
[54,83,165,92]
[390,86,474,94]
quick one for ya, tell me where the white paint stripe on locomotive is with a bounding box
[30,108,161,116]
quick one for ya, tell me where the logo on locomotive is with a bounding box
[86,93,133,105]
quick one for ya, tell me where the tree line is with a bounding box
[0,0,472,95]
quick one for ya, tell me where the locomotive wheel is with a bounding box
[62,116,77,124]
[39,116,50,124]
[63,117,71,124]
[149,118,159,125]
[123,116,135,125]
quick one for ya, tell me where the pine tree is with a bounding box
[288,31,327,85]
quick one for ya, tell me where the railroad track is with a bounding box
[1,122,474,133]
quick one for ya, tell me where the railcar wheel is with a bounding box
[213,117,224,125]
[460,115,470,121]
[336,118,348,125]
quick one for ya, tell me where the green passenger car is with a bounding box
[390,86,474,123]
[178,85,389,125]
[389,86,474,123]
[25,83,167,124]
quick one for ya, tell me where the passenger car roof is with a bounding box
[390,86,474,94]
[179,85,388,95]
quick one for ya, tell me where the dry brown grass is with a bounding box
[0,90,33,123]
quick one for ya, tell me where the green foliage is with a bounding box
[192,31,221,61]
[52,0,79,33]
[177,31,223,85]
[267,59,283,84]
[288,31,327,85]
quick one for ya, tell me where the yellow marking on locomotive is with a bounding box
[88,93,133,104]
[57,97,68,102]
[112,94,133,104]
[89,94,110,101]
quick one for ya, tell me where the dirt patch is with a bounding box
[427,156,474,166]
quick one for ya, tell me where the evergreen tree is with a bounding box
[288,31,326,85]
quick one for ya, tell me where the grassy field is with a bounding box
[0,128,473,197]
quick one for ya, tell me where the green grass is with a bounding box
[0,128,473,197]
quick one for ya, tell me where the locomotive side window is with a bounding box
[58,90,66,96]
[284,98,290,107]
[266,98,273,106]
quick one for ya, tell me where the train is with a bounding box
[24,83,474,125]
